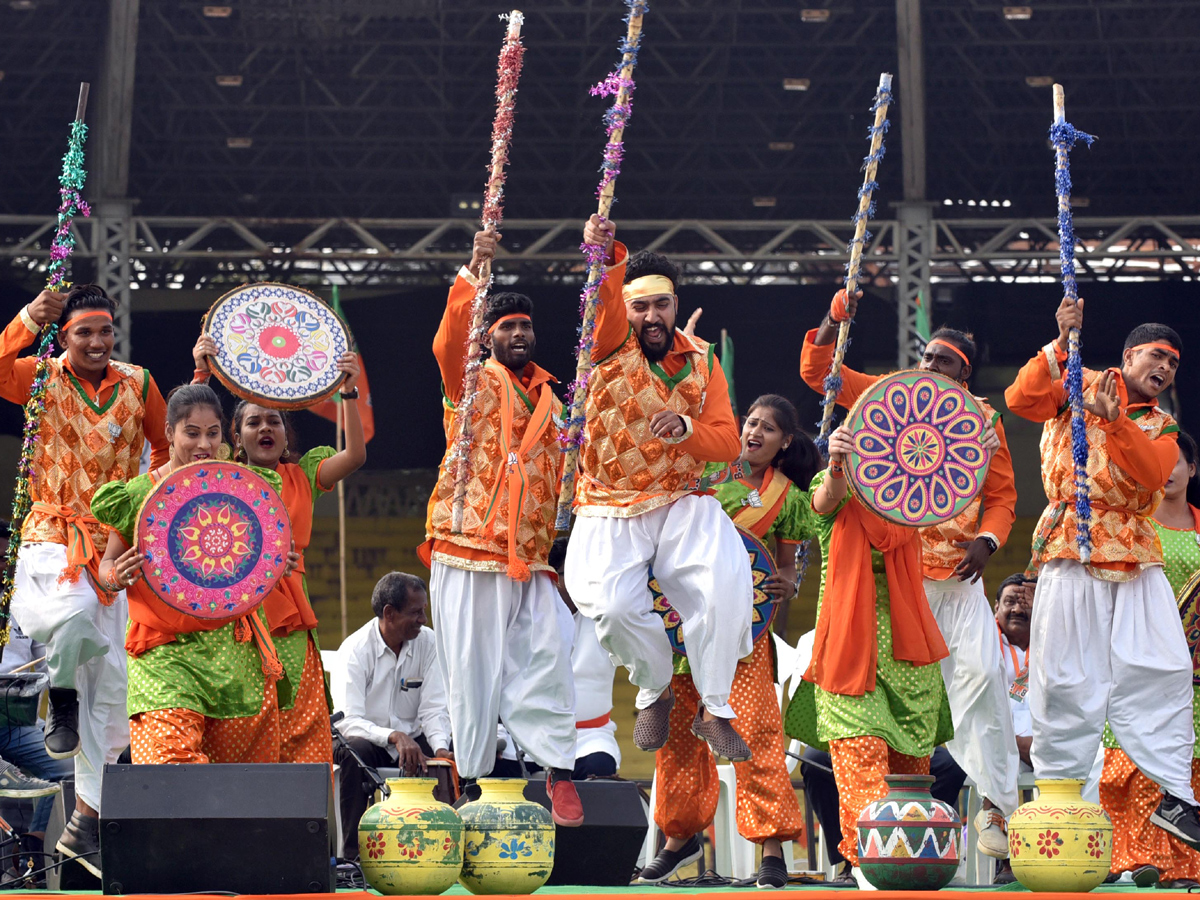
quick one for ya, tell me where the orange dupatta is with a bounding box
[805,499,947,696]
[730,466,791,539]
[260,461,322,637]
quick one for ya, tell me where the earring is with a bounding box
[168,445,175,461]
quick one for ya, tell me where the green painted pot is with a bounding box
[857,774,962,890]
[457,778,555,895]
[359,777,463,895]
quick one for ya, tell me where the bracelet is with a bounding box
[829,462,845,479]
[340,388,359,400]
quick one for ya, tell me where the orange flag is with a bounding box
[305,286,375,442]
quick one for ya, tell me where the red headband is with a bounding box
[1130,341,1180,361]
[487,313,531,335]
[927,338,971,367]
[65,311,113,330]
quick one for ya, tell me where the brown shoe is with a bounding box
[633,688,674,751]
[691,709,751,762]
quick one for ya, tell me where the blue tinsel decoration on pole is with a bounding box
[1049,86,1096,563]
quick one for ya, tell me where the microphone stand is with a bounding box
[331,711,390,800]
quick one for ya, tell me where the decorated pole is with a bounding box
[554,0,649,530]
[816,73,893,450]
[1050,83,1096,563]
[449,11,527,534]
[0,83,92,650]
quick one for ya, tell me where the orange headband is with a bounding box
[1131,341,1180,361]
[927,338,971,367]
[487,313,531,335]
[66,311,113,330]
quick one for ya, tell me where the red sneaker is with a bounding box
[546,775,584,827]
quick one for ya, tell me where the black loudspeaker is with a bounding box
[99,763,334,895]
[45,777,101,891]
[524,780,648,886]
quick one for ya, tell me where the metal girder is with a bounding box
[3,214,1199,289]
[896,203,934,368]
[895,0,926,202]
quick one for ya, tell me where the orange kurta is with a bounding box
[421,268,563,575]
[573,242,741,518]
[1004,342,1177,579]
[0,310,169,584]
[799,329,1017,580]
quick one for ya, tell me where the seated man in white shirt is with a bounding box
[333,572,452,860]
[995,574,1033,770]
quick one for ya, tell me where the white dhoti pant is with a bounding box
[565,494,753,719]
[1029,558,1196,801]
[429,564,576,779]
[11,542,130,811]
[926,576,1020,814]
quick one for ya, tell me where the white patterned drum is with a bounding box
[204,282,350,409]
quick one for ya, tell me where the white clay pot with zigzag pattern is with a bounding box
[857,774,963,890]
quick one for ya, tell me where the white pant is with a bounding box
[565,494,753,719]
[1029,559,1196,801]
[926,576,1020,814]
[429,564,576,779]
[12,543,130,811]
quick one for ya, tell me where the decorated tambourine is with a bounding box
[136,461,293,621]
[845,370,991,527]
[650,527,777,656]
[1178,569,1200,686]
[204,282,351,409]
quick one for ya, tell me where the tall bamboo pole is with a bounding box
[816,73,893,448]
[554,0,649,530]
[449,12,526,533]
[336,401,348,641]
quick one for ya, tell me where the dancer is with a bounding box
[419,227,582,825]
[641,395,818,889]
[564,216,753,762]
[1004,299,1200,848]
[91,386,298,786]
[1099,432,1200,887]
[800,289,1019,855]
[0,286,168,874]
[795,424,952,880]
[193,334,366,769]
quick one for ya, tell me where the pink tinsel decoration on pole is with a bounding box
[448,12,527,534]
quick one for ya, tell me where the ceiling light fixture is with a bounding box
[203,5,233,17]
[782,78,811,91]
[1025,76,1053,87]
[768,141,795,151]
[1003,6,1032,20]
[215,75,244,87]
[752,197,777,208]
[800,9,830,23]
[226,136,253,148]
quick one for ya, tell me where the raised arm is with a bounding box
[433,228,499,404]
[0,291,66,405]
[315,354,367,489]
[584,215,632,361]
[1004,296,1082,421]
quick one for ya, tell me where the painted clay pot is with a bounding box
[1009,778,1111,892]
[857,774,962,890]
[457,778,555,895]
[358,777,464,895]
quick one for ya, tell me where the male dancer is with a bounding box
[564,216,753,760]
[1004,296,1200,848]
[800,288,1019,856]
[0,285,168,872]
[419,228,582,825]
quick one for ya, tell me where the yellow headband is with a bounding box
[622,275,676,303]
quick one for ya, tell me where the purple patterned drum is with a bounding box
[204,282,350,409]
[845,370,991,527]
[136,461,293,620]
[1178,569,1200,686]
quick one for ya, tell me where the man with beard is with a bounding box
[419,227,583,826]
[564,216,754,762]
[993,573,1033,885]
[800,289,1019,858]
[1005,302,1200,849]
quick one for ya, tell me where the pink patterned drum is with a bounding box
[845,370,991,527]
[204,282,351,409]
[136,461,293,620]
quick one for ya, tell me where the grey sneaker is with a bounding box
[691,709,751,762]
[0,761,60,799]
[1151,793,1200,851]
[633,688,674,751]
[56,809,101,878]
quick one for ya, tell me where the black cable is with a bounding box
[330,711,389,799]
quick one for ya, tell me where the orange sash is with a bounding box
[805,499,947,696]
[730,466,791,539]
[260,461,321,637]
[28,501,117,606]
[480,359,557,582]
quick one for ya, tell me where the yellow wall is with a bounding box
[307,514,1040,782]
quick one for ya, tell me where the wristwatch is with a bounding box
[340,388,359,400]
[978,534,999,554]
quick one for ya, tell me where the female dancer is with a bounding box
[641,394,819,889]
[91,384,298,766]
[194,333,367,766]
[1100,431,1200,889]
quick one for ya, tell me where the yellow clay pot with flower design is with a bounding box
[1009,778,1112,893]
[457,778,555,895]
[358,777,463,895]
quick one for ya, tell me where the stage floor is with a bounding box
[1,886,1196,898]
